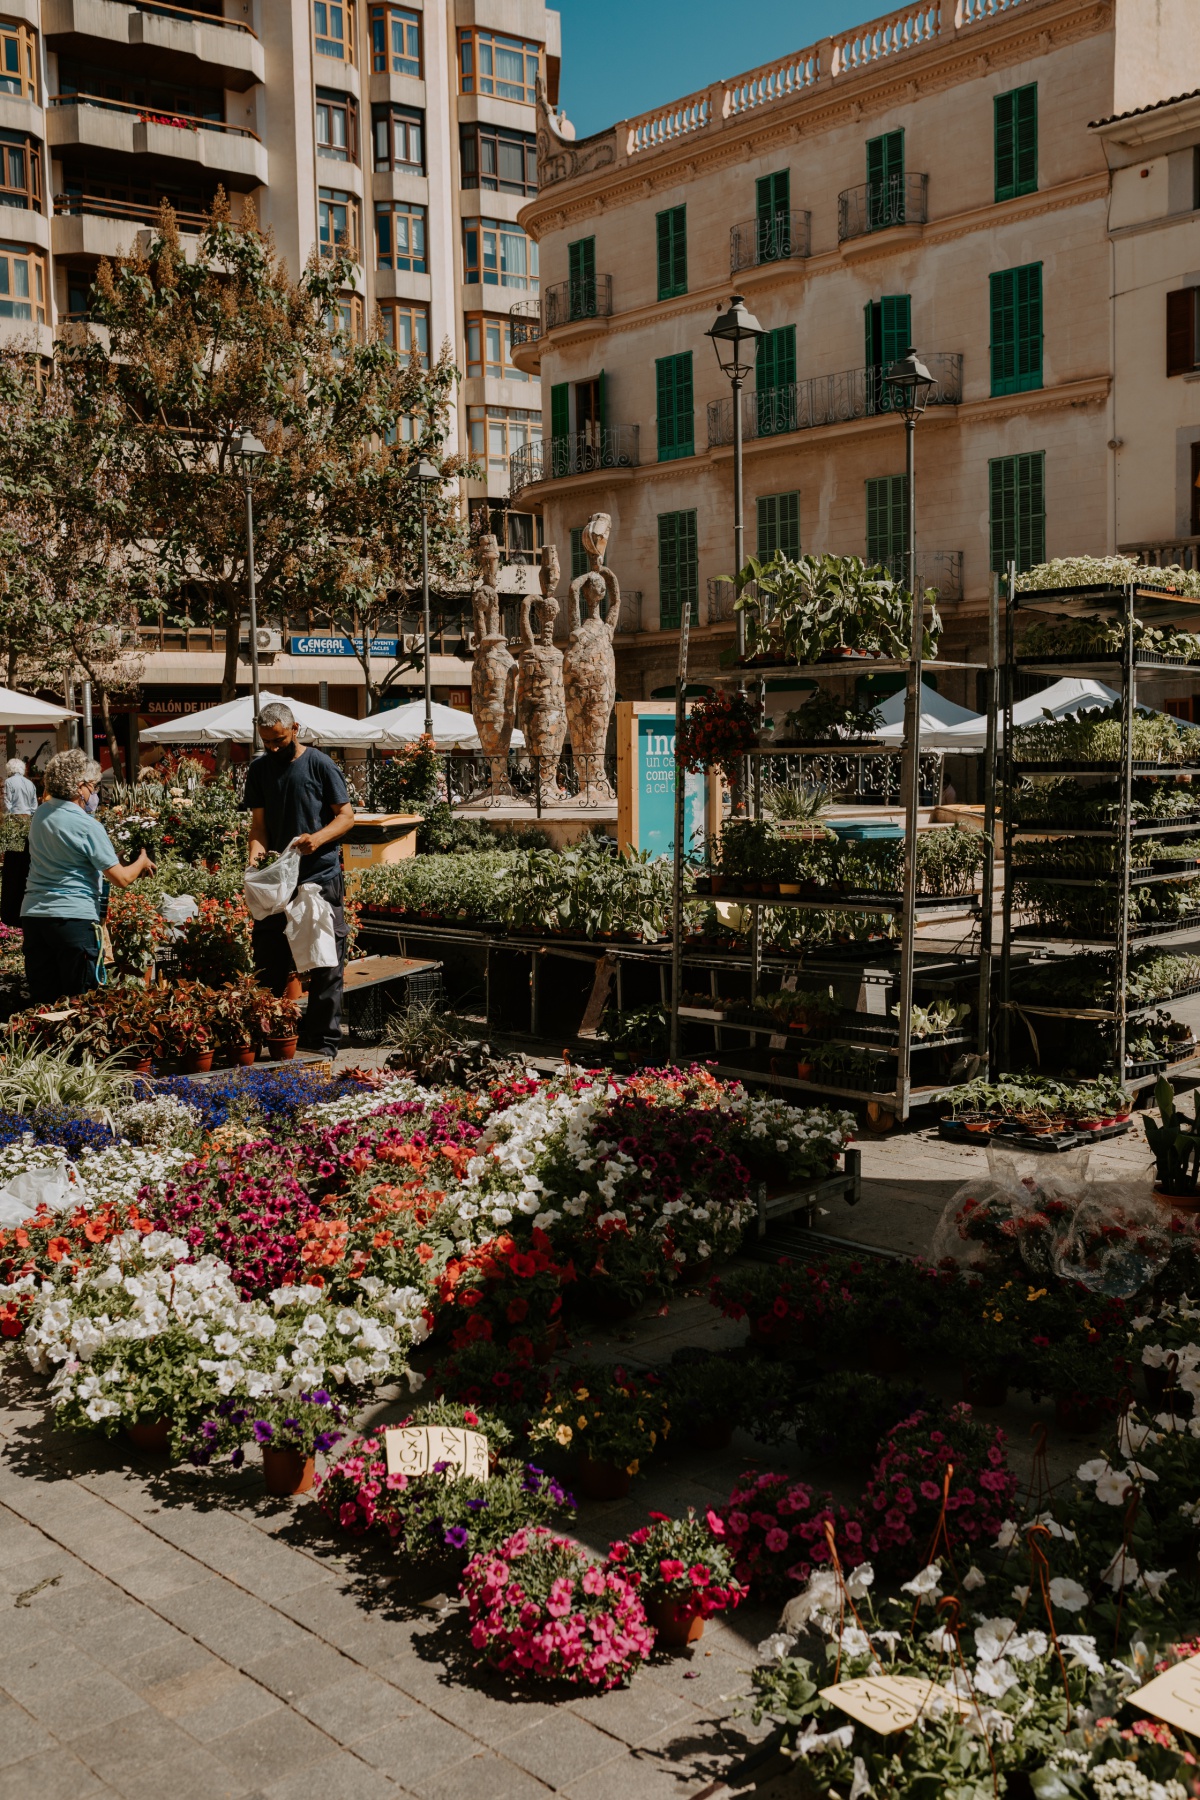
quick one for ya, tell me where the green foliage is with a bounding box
[0,1032,136,1117]
[369,738,441,812]
[1014,702,1200,767]
[1016,552,1200,596]
[1019,614,1200,661]
[781,689,884,741]
[601,1005,670,1058]
[731,551,942,664]
[1143,1076,1200,1193]
[1014,777,1200,827]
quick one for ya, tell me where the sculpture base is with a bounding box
[454,799,617,849]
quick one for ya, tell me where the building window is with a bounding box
[467,405,542,479]
[656,205,686,300]
[458,29,541,104]
[755,326,796,437]
[316,90,357,163]
[655,351,693,462]
[990,262,1043,396]
[314,1,354,61]
[1167,286,1200,376]
[459,124,537,196]
[57,61,221,122]
[0,132,41,210]
[370,4,420,77]
[487,508,543,563]
[465,313,530,382]
[319,188,360,257]
[658,510,698,628]
[0,21,36,104]
[373,103,423,173]
[328,293,364,341]
[376,200,427,272]
[989,452,1045,574]
[757,492,800,560]
[866,475,908,567]
[995,84,1037,203]
[570,527,587,579]
[866,129,905,230]
[463,217,538,290]
[64,267,92,320]
[755,170,791,262]
[0,243,46,324]
[379,298,429,367]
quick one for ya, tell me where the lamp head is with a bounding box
[236,428,267,460]
[416,456,440,485]
[885,346,935,420]
[706,294,765,382]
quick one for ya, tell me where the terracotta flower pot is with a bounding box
[268,1036,299,1061]
[125,1419,171,1452]
[575,1456,632,1501]
[961,1368,1007,1409]
[1153,1185,1200,1211]
[708,875,727,894]
[646,1594,705,1647]
[182,1049,213,1074]
[128,1057,152,1075]
[283,975,303,1001]
[235,1046,257,1067]
[261,1446,315,1495]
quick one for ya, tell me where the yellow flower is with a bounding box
[626,1459,640,1476]
[555,1424,573,1446]
[992,1311,1004,1322]
[574,1388,589,1401]
[649,1431,657,1447]
[577,1415,588,1429]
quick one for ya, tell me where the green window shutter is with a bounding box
[881,295,911,368]
[570,527,586,580]
[757,170,790,220]
[550,382,570,439]
[995,84,1037,202]
[755,326,796,437]
[867,130,904,227]
[597,367,606,431]
[866,475,908,569]
[658,509,698,628]
[655,352,693,462]
[757,492,800,559]
[989,452,1046,574]
[567,236,596,317]
[990,263,1042,396]
[656,205,687,300]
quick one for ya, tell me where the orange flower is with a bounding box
[83,1220,108,1244]
[415,1243,434,1263]
[46,1237,70,1263]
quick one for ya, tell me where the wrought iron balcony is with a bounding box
[543,274,613,331]
[508,297,542,348]
[706,577,758,624]
[730,209,811,274]
[509,425,639,492]
[878,551,964,602]
[706,352,962,447]
[838,173,928,242]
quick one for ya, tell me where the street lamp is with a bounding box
[884,346,936,1116]
[706,295,764,660]
[236,428,268,747]
[416,456,441,739]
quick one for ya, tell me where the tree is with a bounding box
[65,195,475,712]
[0,348,145,774]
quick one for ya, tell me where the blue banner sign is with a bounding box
[289,635,401,658]
[635,713,708,861]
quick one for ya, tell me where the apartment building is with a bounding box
[0,0,560,740]
[509,0,1197,709]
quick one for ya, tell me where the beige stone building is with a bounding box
[0,0,561,748]
[509,0,1197,711]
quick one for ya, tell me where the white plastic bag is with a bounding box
[244,846,301,921]
[0,1161,85,1227]
[284,882,339,972]
[159,894,199,939]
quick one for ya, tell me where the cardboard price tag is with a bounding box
[820,1675,965,1734]
[384,1426,489,1482]
[769,1033,789,1050]
[1131,1652,1200,1734]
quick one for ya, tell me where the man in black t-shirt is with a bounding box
[244,702,356,1056]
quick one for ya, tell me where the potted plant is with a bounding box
[606,1509,744,1648]
[186,1388,349,1495]
[660,1352,768,1451]
[257,991,302,1060]
[1143,1076,1200,1206]
[529,1366,670,1500]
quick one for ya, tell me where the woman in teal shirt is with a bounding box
[22,748,156,1005]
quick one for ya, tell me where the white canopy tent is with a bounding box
[0,687,77,729]
[873,681,985,750]
[337,699,526,751]
[139,689,366,747]
[871,677,1125,755]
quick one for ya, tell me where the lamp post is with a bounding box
[416,456,441,739]
[705,295,765,658]
[236,428,268,747]
[883,345,936,1115]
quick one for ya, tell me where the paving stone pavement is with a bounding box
[0,1117,1145,1800]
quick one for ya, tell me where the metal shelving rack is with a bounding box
[1000,577,1200,1090]
[669,623,999,1123]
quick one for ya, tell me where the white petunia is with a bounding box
[1048,1577,1090,1613]
[962,1565,987,1591]
[900,1562,942,1598]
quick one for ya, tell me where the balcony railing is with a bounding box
[125,1,258,33]
[730,209,811,274]
[879,550,964,601]
[707,577,758,624]
[838,172,928,241]
[509,297,542,348]
[48,93,261,141]
[543,274,613,331]
[509,424,639,492]
[55,193,210,232]
[706,352,962,447]
[1121,539,1200,573]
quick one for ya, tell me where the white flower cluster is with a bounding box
[299,1075,435,1128]
[0,1137,193,1214]
[725,1091,857,1153]
[111,1094,203,1149]
[1091,1762,1187,1800]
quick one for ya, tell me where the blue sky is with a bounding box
[555,1,878,139]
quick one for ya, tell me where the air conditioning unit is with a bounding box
[241,627,281,658]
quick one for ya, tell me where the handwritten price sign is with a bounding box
[383,1426,489,1482]
[821,1676,966,1734]
[1133,1653,1200,1734]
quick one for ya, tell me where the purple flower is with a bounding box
[444,1526,469,1549]
[467,1498,488,1512]
[231,1448,244,1468]
[252,1421,274,1444]
[309,1389,331,1406]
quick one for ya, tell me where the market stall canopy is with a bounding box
[139,690,362,747]
[337,700,526,750]
[873,681,986,751]
[0,687,77,728]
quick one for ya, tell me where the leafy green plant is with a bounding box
[899,999,970,1039]
[0,1032,137,1118]
[1016,552,1200,596]
[809,1041,888,1089]
[601,1005,670,1059]
[780,691,883,742]
[764,781,832,824]
[1014,702,1200,767]
[730,551,942,665]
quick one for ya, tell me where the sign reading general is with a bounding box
[289,635,401,658]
